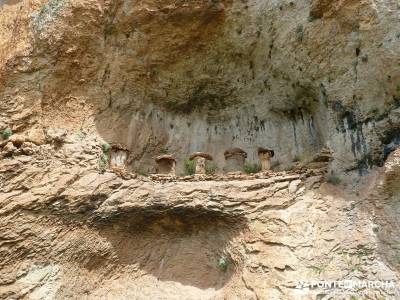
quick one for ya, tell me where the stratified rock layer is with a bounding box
[0,134,400,299]
[1,0,400,299]
[1,0,400,174]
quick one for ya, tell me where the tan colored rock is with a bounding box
[310,0,378,30]
[8,134,25,147]
[2,141,16,155]
[20,142,36,155]
[1,0,400,298]
[45,128,68,144]
[0,0,397,175]
[0,138,399,299]
[26,127,46,145]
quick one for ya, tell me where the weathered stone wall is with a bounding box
[1,0,399,174]
[1,133,400,299]
[2,0,400,299]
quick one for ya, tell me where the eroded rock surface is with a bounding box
[0,134,399,299]
[1,0,400,299]
[1,0,400,174]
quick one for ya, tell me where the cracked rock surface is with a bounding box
[1,0,400,174]
[1,134,400,299]
[1,0,400,299]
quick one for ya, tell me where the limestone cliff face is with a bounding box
[1,0,400,299]
[1,0,399,174]
[0,136,400,299]
[1,132,400,299]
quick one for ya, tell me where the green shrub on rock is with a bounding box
[217,257,228,272]
[102,142,111,154]
[244,162,261,174]
[98,154,109,170]
[2,128,13,139]
[206,162,217,175]
[184,160,195,175]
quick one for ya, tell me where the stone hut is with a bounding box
[189,152,213,175]
[224,148,247,172]
[258,147,275,171]
[155,154,176,175]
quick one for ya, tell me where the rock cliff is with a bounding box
[1,0,400,299]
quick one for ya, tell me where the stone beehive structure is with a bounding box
[258,147,275,171]
[155,154,176,175]
[224,148,247,172]
[189,152,213,175]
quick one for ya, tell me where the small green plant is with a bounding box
[102,142,111,154]
[283,164,294,172]
[352,59,359,74]
[98,142,111,170]
[343,252,364,273]
[137,170,148,176]
[296,24,304,42]
[244,162,261,174]
[98,154,109,169]
[206,162,217,175]
[326,174,341,185]
[76,130,86,141]
[356,249,367,258]
[309,265,324,275]
[217,257,228,272]
[1,128,13,139]
[184,160,195,175]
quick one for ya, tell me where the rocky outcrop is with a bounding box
[0,132,399,299]
[1,0,399,174]
[310,0,378,30]
[1,0,400,299]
